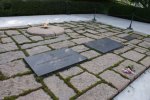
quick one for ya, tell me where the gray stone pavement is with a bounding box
[0,21,150,100]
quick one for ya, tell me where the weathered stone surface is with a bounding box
[0,51,25,64]
[114,60,146,80]
[70,72,100,91]
[105,32,119,37]
[0,75,41,99]
[146,52,150,56]
[0,31,7,38]
[65,29,74,33]
[140,57,150,67]
[20,30,32,37]
[129,39,142,44]
[44,75,75,100]
[100,70,130,90]
[6,30,20,36]
[50,40,75,49]
[139,41,150,48]
[114,46,133,54]
[117,33,129,38]
[71,37,93,44]
[76,83,118,100]
[110,36,127,42]
[0,43,18,53]
[86,29,98,34]
[130,34,143,39]
[0,60,29,77]
[30,36,43,41]
[84,33,102,39]
[17,89,52,100]
[134,47,148,53]
[26,46,51,56]
[144,38,150,42]
[71,45,89,53]
[121,50,145,61]
[81,53,123,74]
[21,34,69,49]
[1,37,13,43]
[67,32,84,38]
[97,29,107,33]
[12,35,31,44]
[76,30,86,34]
[81,50,100,59]
[59,66,83,79]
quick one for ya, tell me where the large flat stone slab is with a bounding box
[17,89,52,100]
[85,38,123,53]
[0,75,41,99]
[76,83,118,100]
[81,53,123,74]
[24,48,87,76]
[70,72,100,91]
[44,75,75,100]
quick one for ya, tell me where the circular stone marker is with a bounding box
[27,26,65,37]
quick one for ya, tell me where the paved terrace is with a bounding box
[0,21,150,100]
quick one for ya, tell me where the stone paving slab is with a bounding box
[12,35,31,44]
[76,83,118,100]
[121,50,145,62]
[0,43,18,53]
[71,45,89,53]
[114,60,146,80]
[70,72,100,92]
[0,74,41,99]
[50,40,75,49]
[71,37,93,44]
[1,37,13,43]
[0,21,149,100]
[26,45,51,56]
[6,30,21,36]
[81,53,123,74]
[16,89,52,100]
[44,75,75,100]
[100,70,130,91]
[140,57,150,67]
[80,50,100,59]
[0,51,25,64]
[138,41,150,49]
[59,66,83,79]
[0,60,29,77]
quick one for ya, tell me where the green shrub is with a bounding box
[108,4,150,23]
[0,0,112,16]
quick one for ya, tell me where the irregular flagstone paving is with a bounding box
[0,21,149,100]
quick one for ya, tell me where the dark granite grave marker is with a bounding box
[85,38,123,53]
[123,34,143,41]
[123,35,135,41]
[24,48,87,76]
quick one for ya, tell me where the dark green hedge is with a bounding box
[0,0,149,23]
[0,0,112,16]
[108,4,150,23]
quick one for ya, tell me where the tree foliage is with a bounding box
[129,0,150,8]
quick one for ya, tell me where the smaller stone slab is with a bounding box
[24,48,87,76]
[85,38,123,53]
[27,26,64,37]
[122,34,142,41]
[122,35,135,41]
